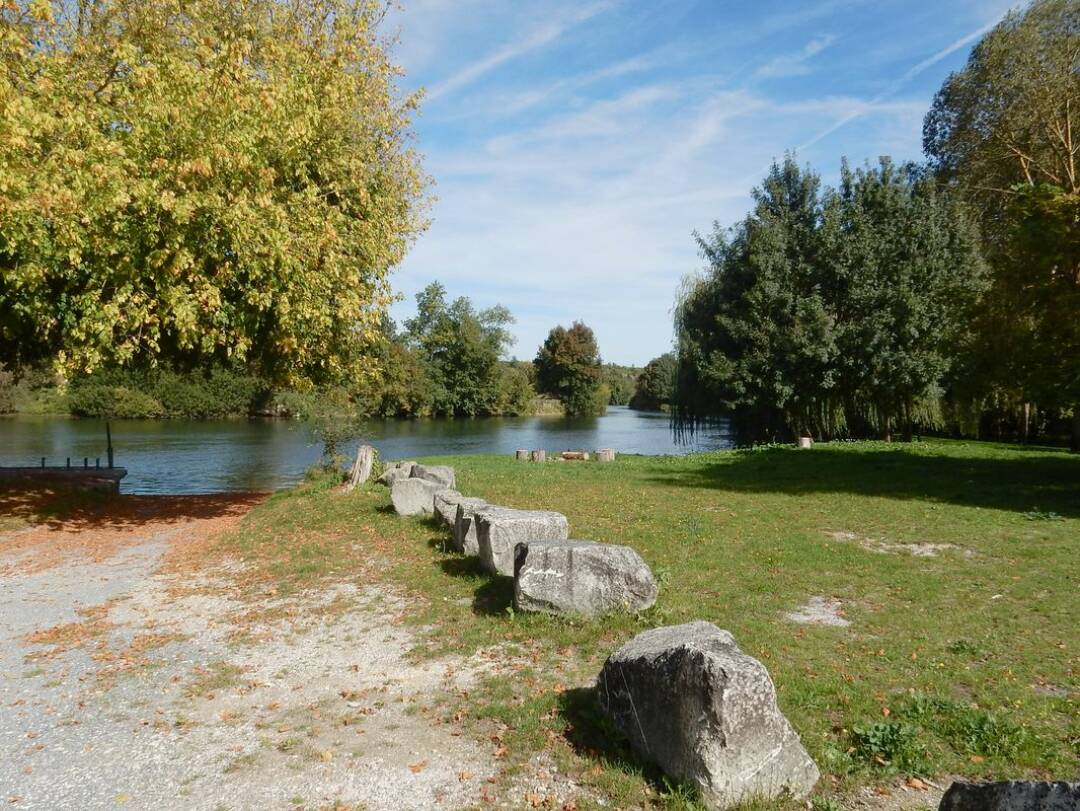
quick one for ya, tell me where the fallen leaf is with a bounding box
[319,750,333,762]
[409,759,427,773]
[458,770,473,782]
[907,777,929,791]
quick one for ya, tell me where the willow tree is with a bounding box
[0,0,428,384]
[924,0,1080,445]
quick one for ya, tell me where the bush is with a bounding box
[68,384,165,419]
[67,365,266,419]
[0,365,14,414]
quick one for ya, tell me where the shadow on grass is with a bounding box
[645,444,1080,517]
[557,686,671,791]
[436,555,513,615]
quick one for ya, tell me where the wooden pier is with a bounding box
[0,465,128,492]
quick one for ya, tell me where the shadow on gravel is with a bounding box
[0,485,265,532]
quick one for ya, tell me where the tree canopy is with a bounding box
[630,353,676,411]
[403,282,520,417]
[924,0,1080,442]
[0,0,428,384]
[534,321,606,417]
[674,157,985,442]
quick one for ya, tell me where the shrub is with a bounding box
[68,384,165,419]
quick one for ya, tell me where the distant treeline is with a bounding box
[0,282,653,422]
[673,0,1079,449]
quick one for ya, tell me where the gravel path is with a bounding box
[0,511,525,810]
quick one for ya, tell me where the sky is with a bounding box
[384,0,1017,366]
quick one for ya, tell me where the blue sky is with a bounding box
[385,0,1015,366]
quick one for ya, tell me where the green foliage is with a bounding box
[0,364,15,414]
[0,0,428,384]
[630,353,676,411]
[850,722,926,774]
[534,321,606,416]
[68,383,165,419]
[403,282,523,417]
[496,363,537,416]
[924,0,1080,445]
[674,156,985,441]
[67,366,265,419]
[602,363,640,406]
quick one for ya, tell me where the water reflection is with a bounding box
[0,407,733,495]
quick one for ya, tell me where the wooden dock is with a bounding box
[0,466,128,492]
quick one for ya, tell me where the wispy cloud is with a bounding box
[756,34,838,78]
[797,18,1002,150]
[424,1,618,102]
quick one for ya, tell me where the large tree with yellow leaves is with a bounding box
[0,0,428,384]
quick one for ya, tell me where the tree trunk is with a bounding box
[1072,409,1080,453]
[1021,402,1031,444]
[345,444,375,491]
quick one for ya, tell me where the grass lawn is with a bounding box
[213,439,1079,808]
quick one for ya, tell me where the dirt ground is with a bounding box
[0,492,576,811]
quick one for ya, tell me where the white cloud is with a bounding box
[424,1,618,102]
[755,34,838,78]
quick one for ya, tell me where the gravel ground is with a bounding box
[0,510,569,810]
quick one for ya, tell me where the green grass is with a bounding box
[214,439,1079,808]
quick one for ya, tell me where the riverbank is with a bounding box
[4,439,1076,809]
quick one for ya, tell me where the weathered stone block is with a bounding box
[390,477,445,516]
[475,507,568,576]
[598,621,819,809]
[378,461,416,486]
[433,489,466,528]
[452,498,489,556]
[513,539,657,616]
[939,781,1080,811]
[410,464,456,489]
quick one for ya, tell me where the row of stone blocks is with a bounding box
[380,461,1072,810]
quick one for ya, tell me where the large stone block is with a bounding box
[378,461,416,487]
[598,621,819,809]
[475,507,569,576]
[939,781,1080,811]
[410,464,455,489]
[513,539,658,616]
[433,489,466,528]
[390,477,445,516]
[452,498,489,556]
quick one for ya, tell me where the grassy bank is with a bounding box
[211,440,1078,808]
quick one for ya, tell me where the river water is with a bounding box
[0,407,733,494]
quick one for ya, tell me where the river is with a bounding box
[0,407,733,495]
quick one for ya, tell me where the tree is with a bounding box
[404,282,518,417]
[674,157,838,440]
[823,159,987,440]
[0,0,428,384]
[674,157,985,442]
[534,322,606,416]
[602,364,639,406]
[630,353,676,411]
[924,0,1080,446]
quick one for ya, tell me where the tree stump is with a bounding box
[798,437,813,450]
[531,450,547,463]
[345,444,376,491]
[515,449,530,461]
[596,448,615,463]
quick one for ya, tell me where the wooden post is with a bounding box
[106,422,114,469]
[515,449,529,461]
[531,450,546,463]
[345,445,376,492]
[41,457,45,469]
[596,448,615,463]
